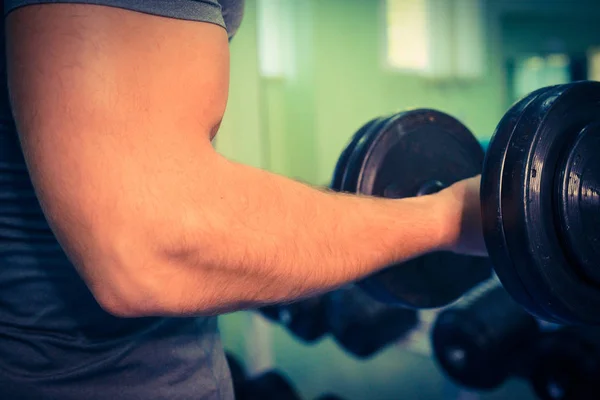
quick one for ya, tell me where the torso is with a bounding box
[0,1,243,399]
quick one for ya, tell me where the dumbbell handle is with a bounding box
[384,180,447,198]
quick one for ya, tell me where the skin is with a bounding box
[5,4,486,317]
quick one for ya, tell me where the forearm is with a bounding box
[125,151,452,316]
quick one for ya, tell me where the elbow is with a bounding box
[93,280,220,319]
[81,245,171,318]
[90,259,241,317]
[91,271,161,318]
[94,287,155,318]
[76,204,223,317]
[86,250,216,318]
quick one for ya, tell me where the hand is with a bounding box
[436,175,488,257]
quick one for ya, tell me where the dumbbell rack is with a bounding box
[227,286,565,400]
[241,311,496,400]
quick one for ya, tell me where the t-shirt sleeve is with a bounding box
[4,0,226,28]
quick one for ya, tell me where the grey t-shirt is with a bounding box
[0,1,243,399]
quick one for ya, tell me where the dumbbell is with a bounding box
[330,108,491,309]
[326,285,418,358]
[259,286,418,356]
[331,81,600,325]
[257,295,329,343]
[527,327,600,400]
[224,352,301,400]
[431,279,539,390]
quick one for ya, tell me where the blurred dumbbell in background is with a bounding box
[528,327,600,400]
[258,295,330,343]
[225,352,348,400]
[225,352,301,400]
[326,285,419,358]
[431,279,540,390]
[431,278,600,400]
[257,285,419,359]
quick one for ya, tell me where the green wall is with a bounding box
[214,1,600,399]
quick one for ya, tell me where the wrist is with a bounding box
[428,191,460,253]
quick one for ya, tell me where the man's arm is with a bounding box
[5,4,472,317]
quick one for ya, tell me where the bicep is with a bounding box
[4,3,229,290]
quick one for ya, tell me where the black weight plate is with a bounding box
[497,81,600,325]
[348,109,491,308]
[343,116,424,304]
[481,86,558,322]
[500,84,581,324]
[330,118,379,192]
[341,116,392,194]
[555,122,600,285]
[343,115,426,304]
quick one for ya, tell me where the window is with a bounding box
[383,0,484,79]
[384,0,431,72]
[511,54,570,102]
[588,48,600,81]
[257,0,294,78]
